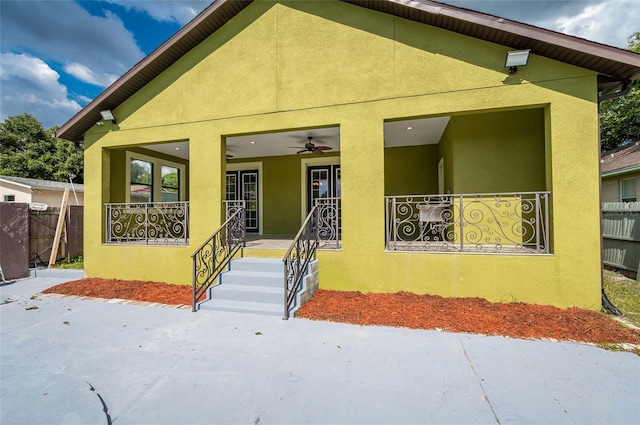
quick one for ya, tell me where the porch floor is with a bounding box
[245,235,294,249]
[245,235,340,250]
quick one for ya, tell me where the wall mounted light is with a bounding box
[100,109,116,124]
[95,121,104,126]
[505,49,530,74]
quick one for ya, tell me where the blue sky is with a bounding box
[1,0,638,130]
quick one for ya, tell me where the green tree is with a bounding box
[600,33,640,151]
[0,113,83,182]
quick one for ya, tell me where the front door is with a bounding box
[307,165,341,211]
[226,170,259,232]
[308,165,341,243]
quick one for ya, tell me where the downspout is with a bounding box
[597,80,631,316]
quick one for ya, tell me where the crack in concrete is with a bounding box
[85,381,112,425]
[460,340,500,425]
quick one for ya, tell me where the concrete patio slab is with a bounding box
[1,272,639,424]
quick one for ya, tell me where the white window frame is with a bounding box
[620,178,637,202]
[125,151,186,203]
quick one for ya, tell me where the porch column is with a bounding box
[340,115,386,252]
[189,128,226,246]
[83,144,109,277]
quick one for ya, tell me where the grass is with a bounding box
[603,270,640,329]
[54,255,84,270]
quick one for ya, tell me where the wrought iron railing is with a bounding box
[224,200,246,219]
[283,206,319,319]
[385,192,550,254]
[105,202,189,245]
[315,197,341,249]
[191,208,245,311]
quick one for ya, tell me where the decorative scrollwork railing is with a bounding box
[191,208,245,311]
[283,206,319,319]
[224,200,246,219]
[315,197,341,249]
[105,202,189,245]
[385,192,550,254]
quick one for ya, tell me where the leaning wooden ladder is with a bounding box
[48,188,70,268]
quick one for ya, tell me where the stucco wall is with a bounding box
[82,0,602,309]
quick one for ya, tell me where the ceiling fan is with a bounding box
[292,136,332,154]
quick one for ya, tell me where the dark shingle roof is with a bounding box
[601,143,640,175]
[56,0,640,143]
[0,176,84,192]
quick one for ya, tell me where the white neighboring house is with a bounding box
[0,176,84,207]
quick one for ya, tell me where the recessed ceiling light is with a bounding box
[406,126,413,130]
[175,147,180,150]
[250,141,256,144]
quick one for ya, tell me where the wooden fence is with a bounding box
[0,203,83,278]
[602,202,640,279]
[29,206,83,267]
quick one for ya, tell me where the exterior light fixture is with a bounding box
[406,126,413,130]
[505,49,530,74]
[100,109,116,124]
[95,121,104,126]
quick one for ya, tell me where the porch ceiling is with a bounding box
[145,116,450,160]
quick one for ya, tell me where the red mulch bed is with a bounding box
[42,278,193,306]
[43,279,640,345]
[298,290,640,345]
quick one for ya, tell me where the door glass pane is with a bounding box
[242,172,258,231]
[311,169,329,205]
[334,167,341,197]
[226,173,237,200]
[130,159,152,202]
[161,165,179,202]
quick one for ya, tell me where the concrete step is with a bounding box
[199,257,285,317]
[219,270,282,288]
[229,257,283,274]
[211,282,282,304]
[199,298,283,317]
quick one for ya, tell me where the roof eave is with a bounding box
[602,164,640,177]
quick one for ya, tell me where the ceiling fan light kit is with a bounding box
[293,136,332,155]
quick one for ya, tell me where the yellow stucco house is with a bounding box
[57,0,640,316]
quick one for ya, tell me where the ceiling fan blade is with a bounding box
[296,149,309,154]
[316,146,332,150]
[313,147,325,154]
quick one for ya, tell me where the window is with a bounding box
[3,195,15,202]
[130,159,153,202]
[621,178,636,202]
[126,151,186,203]
[161,165,179,202]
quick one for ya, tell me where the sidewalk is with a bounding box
[1,271,639,424]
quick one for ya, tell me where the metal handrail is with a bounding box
[191,208,245,312]
[282,206,319,319]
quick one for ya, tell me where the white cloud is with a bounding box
[106,0,210,25]
[0,53,81,128]
[64,63,119,88]
[1,1,145,77]
[441,0,639,48]
[541,0,639,48]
